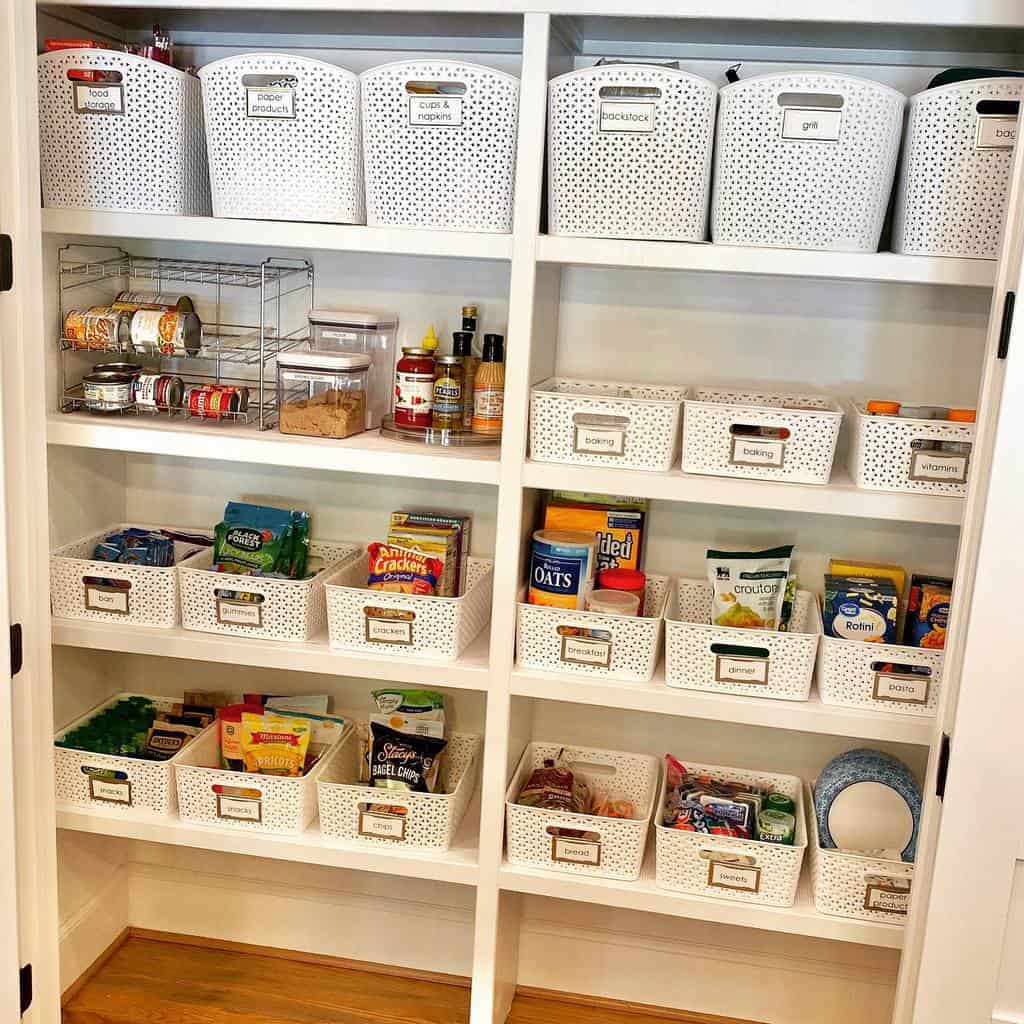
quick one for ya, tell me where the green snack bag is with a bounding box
[288,510,311,579]
[213,502,297,576]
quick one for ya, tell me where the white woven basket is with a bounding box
[361,60,519,232]
[37,49,211,215]
[515,576,668,683]
[318,729,480,850]
[893,78,1024,259]
[529,378,686,472]
[199,53,364,224]
[681,388,843,485]
[179,541,360,642]
[326,554,493,661]
[175,725,347,834]
[505,742,659,881]
[807,784,913,923]
[547,64,716,241]
[655,760,807,907]
[50,524,212,628]
[55,693,211,815]
[711,72,905,252]
[847,401,975,495]
[664,580,821,701]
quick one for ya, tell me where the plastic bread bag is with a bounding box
[706,544,794,630]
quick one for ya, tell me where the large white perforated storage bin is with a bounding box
[712,72,905,253]
[361,60,519,232]
[547,64,716,241]
[199,53,364,223]
[893,78,1024,259]
[505,742,660,881]
[38,49,211,215]
[529,378,686,472]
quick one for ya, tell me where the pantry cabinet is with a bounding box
[2,3,1024,1024]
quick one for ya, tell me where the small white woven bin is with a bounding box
[681,388,843,485]
[807,784,913,924]
[37,49,211,215]
[55,693,210,816]
[179,541,360,642]
[505,742,659,881]
[326,554,493,661]
[817,627,943,717]
[529,378,686,472]
[175,725,346,834]
[199,53,364,224]
[664,579,821,701]
[655,760,807,907]
[50,524,212,628]
[361,60,519,232]
[711,72,905,252]
[547,64,716,241]
[893,78,1024,259]
[516,576,668,683]
[847,402,976,496]
[318,729,481,850]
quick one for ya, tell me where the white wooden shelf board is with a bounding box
[510,666,935,745]
[536,234,997,288]
[42,208,513,262]
[57,798,480,886]
[522,461,963,527]
[499,851,904,949]
[47,413,501,485]
[52,619,491,690]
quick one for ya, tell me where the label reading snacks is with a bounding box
[88,777,132,805]
[573,425,625,457]
[781,107,842,141]
[85,583,129,615]
[707,858,761,893]
[217,794,263,822]
[909,449,969,484]
[560,635,612,669]
[864,880,911,915]
[246,87,295,119]
[599,100,656,133]
[73,83,124,115]
[730,436,785,468]
[976,115,1018,149]
[409,96,463,127]
[216,598,263,627]
[873,672,930,705]
[359,808,407,841]
[551,835,602,866]
[715,654,769,685]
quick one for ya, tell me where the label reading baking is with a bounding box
[88,777,132,805]
[551,835,601,865]
[730,436,785,468]
[873,672,930,705]
[85,583,129,615]
[864,881,910,915]
[599,100,656,133]
[909,450,969,484]
[976,115,1018,149]
[216,598,263,627]
[73,83,124,115]
[365,616,414,646]
[560,635,612,668]
[707,859,761,893]
[359,808,407,840]
[409,95,463,127]
[246,86,295,119]
[573,425,625,457]
[216,795,262,822]
[781,107,842,141]
[715,654,769,685]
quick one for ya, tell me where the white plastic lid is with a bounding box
[308,308,399,330]
[278,350,372,372]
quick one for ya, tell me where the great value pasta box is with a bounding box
[543,493,647,573]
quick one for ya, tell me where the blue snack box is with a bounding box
[823,575,899,644]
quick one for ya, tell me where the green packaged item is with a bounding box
[707,545,795,631]
[212,502,311,579]
[764,792,796,815]
[757,808,796,845]
[371,689,445,718]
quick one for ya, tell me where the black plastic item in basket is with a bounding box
[927,67,1024,89]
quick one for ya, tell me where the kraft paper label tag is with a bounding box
[909,449,969,484]
[864,880,910,915]
[599,100,656,133]
[246,86,295,119]
[560,635,612,669]
[216,598,263,627]
[74,83,124,115]
[85,583,129,615]
[730,436,785,468]
[217,795,262,822]
[707,858,761,893]
[573,425,625,456]
[715,654,769,685]
[873,672,930,705]
[976,115,1018,149]
[409,95,463,127]
[365,616,414,645]
[359,808,407,840]
[551,835,602,866]
[781,107,842,141]
[88,777,132,805]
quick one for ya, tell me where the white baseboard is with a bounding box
[58,867,129,994]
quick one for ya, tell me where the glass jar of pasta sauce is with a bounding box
[394,347,435,428]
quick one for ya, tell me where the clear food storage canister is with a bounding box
[276,351,371,440]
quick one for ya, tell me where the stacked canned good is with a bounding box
[63,291,202,356]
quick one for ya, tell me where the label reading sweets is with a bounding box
[730,436,785,468]
[864,881,910,915]
[551,835,601,866]
[216,598,263,627]
[409,95,464,127]
[74,83,124,115]
[873,672,930,705]
[781,107,842,141]
[85,583,129,615]
[707,859,761,893]
[217,795,262,822]
[89,777,132,805]
[909,450,969,484]
[715,654,769,685]
[246,87,295,119]
[598,100,656,133]
[359,808,407,841]
[365,616,414,646]
[976,115,1018,149]
[560,635,612,669]
[573,425,625,457]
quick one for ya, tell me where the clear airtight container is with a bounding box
[276,351,371,440]
[307,309,398,428]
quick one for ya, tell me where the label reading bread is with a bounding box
[551,835,601,865]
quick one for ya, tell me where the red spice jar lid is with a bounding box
[598,568,646,590]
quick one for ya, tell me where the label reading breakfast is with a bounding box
[85,585,129,615]
[217,795,262,822]
[74,84,124,115]
[246,87,295,119]
[359,809,407,840]
[89,777,132,805]
[409,96,463,127]
[365,616,413,646]
[598,100,656,133]
[909,450,968,484]
[216,599,262,627]
[864,882,910,915]
[781,107,842,141]
[976,115,1018,149]
[730,436,785,467]
[551,836,601,865]
[715,655,769,685]
[560,635,612,668]
[573,425,625,456]
[873,672,930,705]
[707,860,761,893]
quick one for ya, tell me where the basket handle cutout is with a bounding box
[699,847,757,866]
[562,760,616,779]
[242,74,298,88]
[405,81,467,95]
[67,68,122,83]
[556,625,612,641]
[777,91,844,109]
[728,423,790,440]
[214,589,264,603]
[359,801,408,815]
[598,85,662,99]
[710,642,770,659]
[213,783,263,799]
[546,825,601,842]
[977,99,1019,116]
[80,765,128,780]
[84,575,131,590]
[871,661,932,678]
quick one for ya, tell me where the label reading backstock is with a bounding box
[598,100,655,133]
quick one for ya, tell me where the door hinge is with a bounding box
[19,963,31,1015]
[998,290,1015,359]
[9,624,21,677]
[0,235,11,293]
[935,733,951,800]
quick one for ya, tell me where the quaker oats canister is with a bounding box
[527,529,597,610]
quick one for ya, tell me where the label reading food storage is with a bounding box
[217,794,262,822]
[598,100,656,133]
[85,583,129,615]
[88,777,132,805]
[359,808,407,840]
[246,86,296,119]
[730,436,785,468]
[216,598,263,627]
[976,115,1018,149]
[864,881,910,915]
[707,859,761,893]
[909,450,969,484]
[873,672,930,705]
[551,835,601,865]
[73,83,124,115]
[573,425,625,457]
[781,107,842,141]
[715,654,769,685]
[365,615,414,646]
[560,634,612,668]
[409,95,463,127]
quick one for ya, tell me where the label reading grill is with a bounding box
[707,859,761,893]
[85,583,129,615]
[359,808,407,840]
[730,436,785,468]
[551,835,602,865]
[365,615,414,646]
[909,450,969,484]
[88,777,132,805]
[976,115,1018,149]
[573,425,625,456]
[781,107,842,142]
[217,795,262,822]
[560,635,612,668]
[715,654,769,685]
[409,96,463,127]
[216,598,263,627]
[598,100,656,134]
[246,87,295,119]
[864,881,910,915]
[73,83,124,115]
[873,672,930,705]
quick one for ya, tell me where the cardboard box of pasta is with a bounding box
[543,492,647,573]
[389,512,472,597]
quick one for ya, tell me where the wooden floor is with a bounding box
[62,932,754,1024]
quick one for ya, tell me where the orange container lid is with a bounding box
[948,409,976,422]
[865,400,901,415]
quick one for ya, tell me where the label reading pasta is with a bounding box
[85,584,129,615]
[573,425,625,456]
[89,777,132,805]
[599,100,655,133]
[909,450,968,484]
[560,635,612,668]
[707,859,761,893]
[715,654,769,685]
[873,672,930,705]
[409,96,463,127]
[74,83,124,115]
[217,795,262,822]
[551,835,601,865]
[359,808,407,840]
[246,87,295,119]
[730,437,785,467]
[781,108,842,141]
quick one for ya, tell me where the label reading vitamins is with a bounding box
[598,100,655,133]
[409,96,463,127]
[909,450,969,484]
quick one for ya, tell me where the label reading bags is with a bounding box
[599,100,656,134]
[976,115,1018,150]
[74,83,124,115]
[781,108,842,142]
[409,96,464,127]
[246,87,296,119]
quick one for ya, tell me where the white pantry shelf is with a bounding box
[52,619,491,691]
[57,798,480,886]
[522,460,964,527]
[42,208,513,262]
[510,666,934,745]
[537,234,997,288]
[499,852,904,949]
[47,412,501,486]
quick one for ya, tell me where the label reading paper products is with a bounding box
[864,877,911,915]
[409,96,463,127]
[74,83,124,115]
[599,100,655,133]
[781,108,842,142]
[246,87,295,119]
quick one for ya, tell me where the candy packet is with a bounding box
[706,544,795,630]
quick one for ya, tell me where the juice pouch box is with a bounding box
[544,495,646,573]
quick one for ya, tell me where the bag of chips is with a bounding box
[368,721,447,793]
[213,502,312,579]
